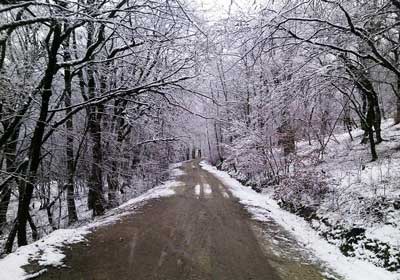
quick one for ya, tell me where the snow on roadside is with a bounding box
[170,168,186,177]
[219,185,230,198]
[0,228,89,280]
[169,162,183,169]
[195,184,201,197]
[0,178,181,280]
[203,184,212,196]
[200,161,400,280]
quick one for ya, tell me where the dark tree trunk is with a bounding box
[395,95,400,125]
[15,24,62,247]
[63,34,78,225]
[107,111,129,208]
[106,162,119,208]
[4,219,17,253]
[185,147,190,161]
[366,102,378,161]
[278,118,296,157]
[0,188,11,233]
[393,44,400,125]
[87,103,106,216]
[361,95,379,161]
[206,121,214,163]
[342,56,380,161]
[360,91,369,144]
[394,62,400,125]
[0,131,18,232]
[86,68,105,215]
[85,18,105,217]
[16,103,49,246]
[373,98,383,144]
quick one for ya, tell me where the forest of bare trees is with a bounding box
[0,0,203,253]
[202,0,400,175]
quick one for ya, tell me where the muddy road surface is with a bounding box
[35,160,332,280]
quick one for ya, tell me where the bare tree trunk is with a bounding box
[15,23,62,246]
[395,73,400,124]
[206,120,214,163]
[279,110,295,157]
[360,88,370,144]
[342,55,380,160]
[191,147,196,159]
[343,97,354,141]
[210,89,223,163]
[366,102,378,161]
[373,97,383,144]
[107,104,123,208]
[85,18,105,217]
[0,189,11,233]
[393,25,400,125]
[87,103,106,216]
[185,147,190,160]
[396,97,400,125]
[4,219,17,253]
[63,33,78,225]
[106,162,119,208]
[0,130,18,232]
[107,114,130,208]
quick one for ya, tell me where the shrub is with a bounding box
[274,169,330,215]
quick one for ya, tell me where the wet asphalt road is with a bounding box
[34,160,331,280]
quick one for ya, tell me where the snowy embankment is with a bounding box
[200,161,400,280]
[295,119,400,270]
[0,165,184,280]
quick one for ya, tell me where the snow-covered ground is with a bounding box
[1,175,159,252]
[0,166,184,280]
[200,161,400,280]
[298,119,400,222]
[219,118,400,272]
[296,120,400,262]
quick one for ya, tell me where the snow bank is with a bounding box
[117,180,178,209]
[0,229,89,279]
[195,184,201,197]
[0,179,180,280]
[169,162,183,169]
[200,161,400,280]
[203,184,212,195]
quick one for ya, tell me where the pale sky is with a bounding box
[196,0,255,20]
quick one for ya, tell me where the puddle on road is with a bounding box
[251,213,342,280]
